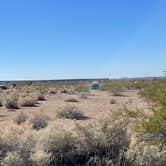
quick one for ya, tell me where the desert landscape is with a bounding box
[0,80,165,166]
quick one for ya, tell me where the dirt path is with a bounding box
[0,90,150,128]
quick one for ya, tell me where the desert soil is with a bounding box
[0,90,150,129]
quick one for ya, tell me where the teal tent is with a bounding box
[91,81,99,90]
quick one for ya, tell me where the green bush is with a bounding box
[140,80,166,146]
[100,81,123,95]
[142,108,166,145]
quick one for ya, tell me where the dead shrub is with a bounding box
[29,112,50,130]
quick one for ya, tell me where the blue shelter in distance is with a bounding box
[91,81,100,90]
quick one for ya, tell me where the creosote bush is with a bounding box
[140,80,166,146]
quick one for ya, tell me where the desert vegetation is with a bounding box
[0,80,165,165]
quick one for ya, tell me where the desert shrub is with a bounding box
[31,149,52,166]
[57,105,85,120]
[13,112,28,125]
[142,108,166,145]
[48,89,57,94]
[36,92,45,101]
[4,93,19,109]
[33,124,83,166]
[0,127,22,164]
[1,151,23,166]
[29,112,50,130]
[100,81,123,95]
[140,80,166,146]
[74,83,89,93]
[60,89,68,93]
[140,80,166,107]
[126,144,166,166]
[33,119,48,130]
[19,96,37,107]
[31,117,130,166]
[110,98,116,104]
[64,98,79,102]
[0,96,3,107]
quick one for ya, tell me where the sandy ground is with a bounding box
[0,90,150,129]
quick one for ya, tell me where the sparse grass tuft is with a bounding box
[13,112,28,125]
[110,98,116,104]
[80,93,88,99]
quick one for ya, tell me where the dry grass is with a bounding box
[13,112,28,125]
[1,151,23,166]
[80,93,88,99]
[36,92,45,101]
[3,93,19,109]
[19,96,37,107]
[57,105,85,120]
[0,81,165,165]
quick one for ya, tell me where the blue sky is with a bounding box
[0,0,165,80]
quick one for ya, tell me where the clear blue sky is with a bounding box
[0,0,165,80]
